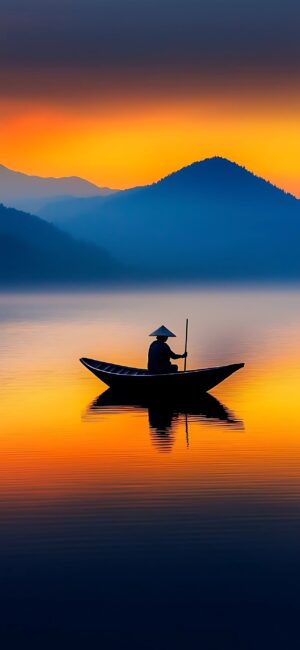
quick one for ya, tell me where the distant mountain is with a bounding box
[0,164,116,214]
[0,203,121,285]
[39,157,300,280]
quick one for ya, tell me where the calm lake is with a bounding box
[1,287,300,648]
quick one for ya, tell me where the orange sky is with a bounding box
[0,82,299,196]
[0,0,299,195]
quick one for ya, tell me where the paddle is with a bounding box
[184,318,189,371]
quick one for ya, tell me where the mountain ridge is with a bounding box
[152,157,297,200]
[0,163,117,214]
[0,203,121,285]
[38,156,300,280]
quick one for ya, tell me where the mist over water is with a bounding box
[1,287,300,647]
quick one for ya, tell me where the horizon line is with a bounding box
[0,155,298,200]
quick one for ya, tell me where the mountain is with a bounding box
[0,164,116,214]
[0,203,121,285]
[38,157,300,280]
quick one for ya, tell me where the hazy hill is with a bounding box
[0,203,120,285]
[39,157,300,280]
[0,164,116,214]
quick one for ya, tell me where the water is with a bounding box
[1,288,300,648]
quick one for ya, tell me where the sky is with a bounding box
[1,0,299,194]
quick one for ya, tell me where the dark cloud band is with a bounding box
[1,0,299,73]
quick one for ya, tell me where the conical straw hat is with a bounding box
[149,325,176,337]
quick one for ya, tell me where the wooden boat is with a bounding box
[80,357,244,394]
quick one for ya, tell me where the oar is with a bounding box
[184,318,189,372]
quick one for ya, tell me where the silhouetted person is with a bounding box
[148,325,187,373]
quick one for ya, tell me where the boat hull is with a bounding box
[80,357,244,394]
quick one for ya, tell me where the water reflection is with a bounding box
[2,290,300,647]
[87,390,243,451]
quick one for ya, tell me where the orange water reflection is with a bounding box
[1,290,300,507]
[86,389,242,452]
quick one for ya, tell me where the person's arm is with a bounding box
[169,349,187,360]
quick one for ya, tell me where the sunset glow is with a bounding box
[1,90,299,195]
[1,0,299,195]
[2,1,300,644]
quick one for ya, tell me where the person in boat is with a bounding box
[148,325,187,373]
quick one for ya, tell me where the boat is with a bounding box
[80,357,244,394]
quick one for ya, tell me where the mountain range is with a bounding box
[38,157,300,280]
[1,156,300,284]
[0,203,121,285]
[0,164,115,214]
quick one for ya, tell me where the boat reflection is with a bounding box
[86,389,243,452]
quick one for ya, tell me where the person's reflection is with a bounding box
[86,390,243,453]
[147,403,178,452]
